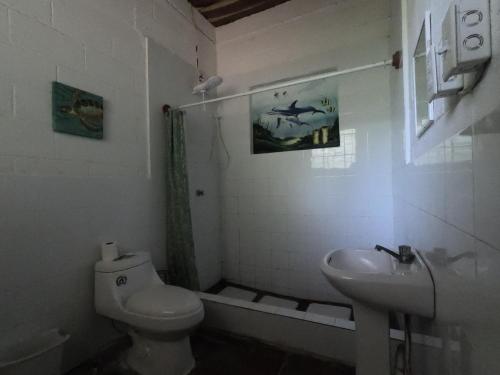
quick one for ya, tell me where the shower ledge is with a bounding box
[197,291,443,349]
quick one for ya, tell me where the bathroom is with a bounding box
[0,0,499,374]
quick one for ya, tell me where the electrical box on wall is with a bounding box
[440,0,491,82]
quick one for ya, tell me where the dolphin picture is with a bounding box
[268,100,325,118]
[286,117,311,127]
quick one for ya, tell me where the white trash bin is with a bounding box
[0,329,70,375]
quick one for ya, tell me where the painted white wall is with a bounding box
[0,0,218,370]
[390,0,500,373]
[215,0,394,302]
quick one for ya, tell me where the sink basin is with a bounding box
[327,248,393,273]
[320,248,435,375]
[321,249,435,317]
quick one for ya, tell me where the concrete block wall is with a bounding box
[0,0,218,370]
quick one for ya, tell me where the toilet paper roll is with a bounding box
[101,241,119,261]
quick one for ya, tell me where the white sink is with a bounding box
[320,248,435,375]
[320,249,434,317]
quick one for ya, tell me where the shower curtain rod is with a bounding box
[177,58,393,110]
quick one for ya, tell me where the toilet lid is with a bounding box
[125,285,202,318]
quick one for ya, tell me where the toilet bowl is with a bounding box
[94,252,204,375]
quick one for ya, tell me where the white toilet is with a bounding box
[94,252,204,375]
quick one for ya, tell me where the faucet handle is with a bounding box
[398,245,414,263]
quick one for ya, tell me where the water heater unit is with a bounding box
[440,0,491,82]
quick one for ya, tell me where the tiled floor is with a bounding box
[190,332,355,375]
[66,332,355,375]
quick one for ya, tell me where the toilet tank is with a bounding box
[94,252,163,319]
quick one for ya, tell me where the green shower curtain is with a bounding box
[164,109,200,291]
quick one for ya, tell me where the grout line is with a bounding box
[83,44,87,69]
[50,0,54,26]
[11,84,16,117]
[110,37,116,58]
[144,37,152,180]
[7,8,12,44]
[470,124,479,278]
[132,4,137,30]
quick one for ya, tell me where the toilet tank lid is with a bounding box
[95,252,150,273]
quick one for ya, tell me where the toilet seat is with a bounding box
[123,285,204,334]
[126,284,202,318]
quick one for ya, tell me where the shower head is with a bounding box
[193,75,223,95]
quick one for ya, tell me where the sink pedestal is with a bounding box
[321,249,435,375]
[352,302,390,375]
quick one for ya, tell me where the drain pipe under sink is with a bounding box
[404,314,412,375]
[394,314,412,375]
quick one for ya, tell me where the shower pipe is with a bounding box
[172,56,398,111]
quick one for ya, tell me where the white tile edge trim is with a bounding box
[198,292,444,349]
[199,291,354,331]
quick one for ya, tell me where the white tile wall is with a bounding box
[215,0,394,302]
[390,1,500,374]
[391,116,500,375]
[0,0,218,371]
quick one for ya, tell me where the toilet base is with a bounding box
[126,330,195,375]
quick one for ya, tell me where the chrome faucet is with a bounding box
[375,244,415,264]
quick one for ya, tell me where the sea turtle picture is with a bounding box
[52,82,104,139]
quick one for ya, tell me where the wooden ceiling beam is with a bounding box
[189,0,291,27]
[210,0,290,26]
[195,0,240,12]
[201,0,269,19]
[188,0,219,8]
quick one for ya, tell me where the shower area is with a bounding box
[184,60,394,296]
[184,61,395,361]
[147,21,395,360]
